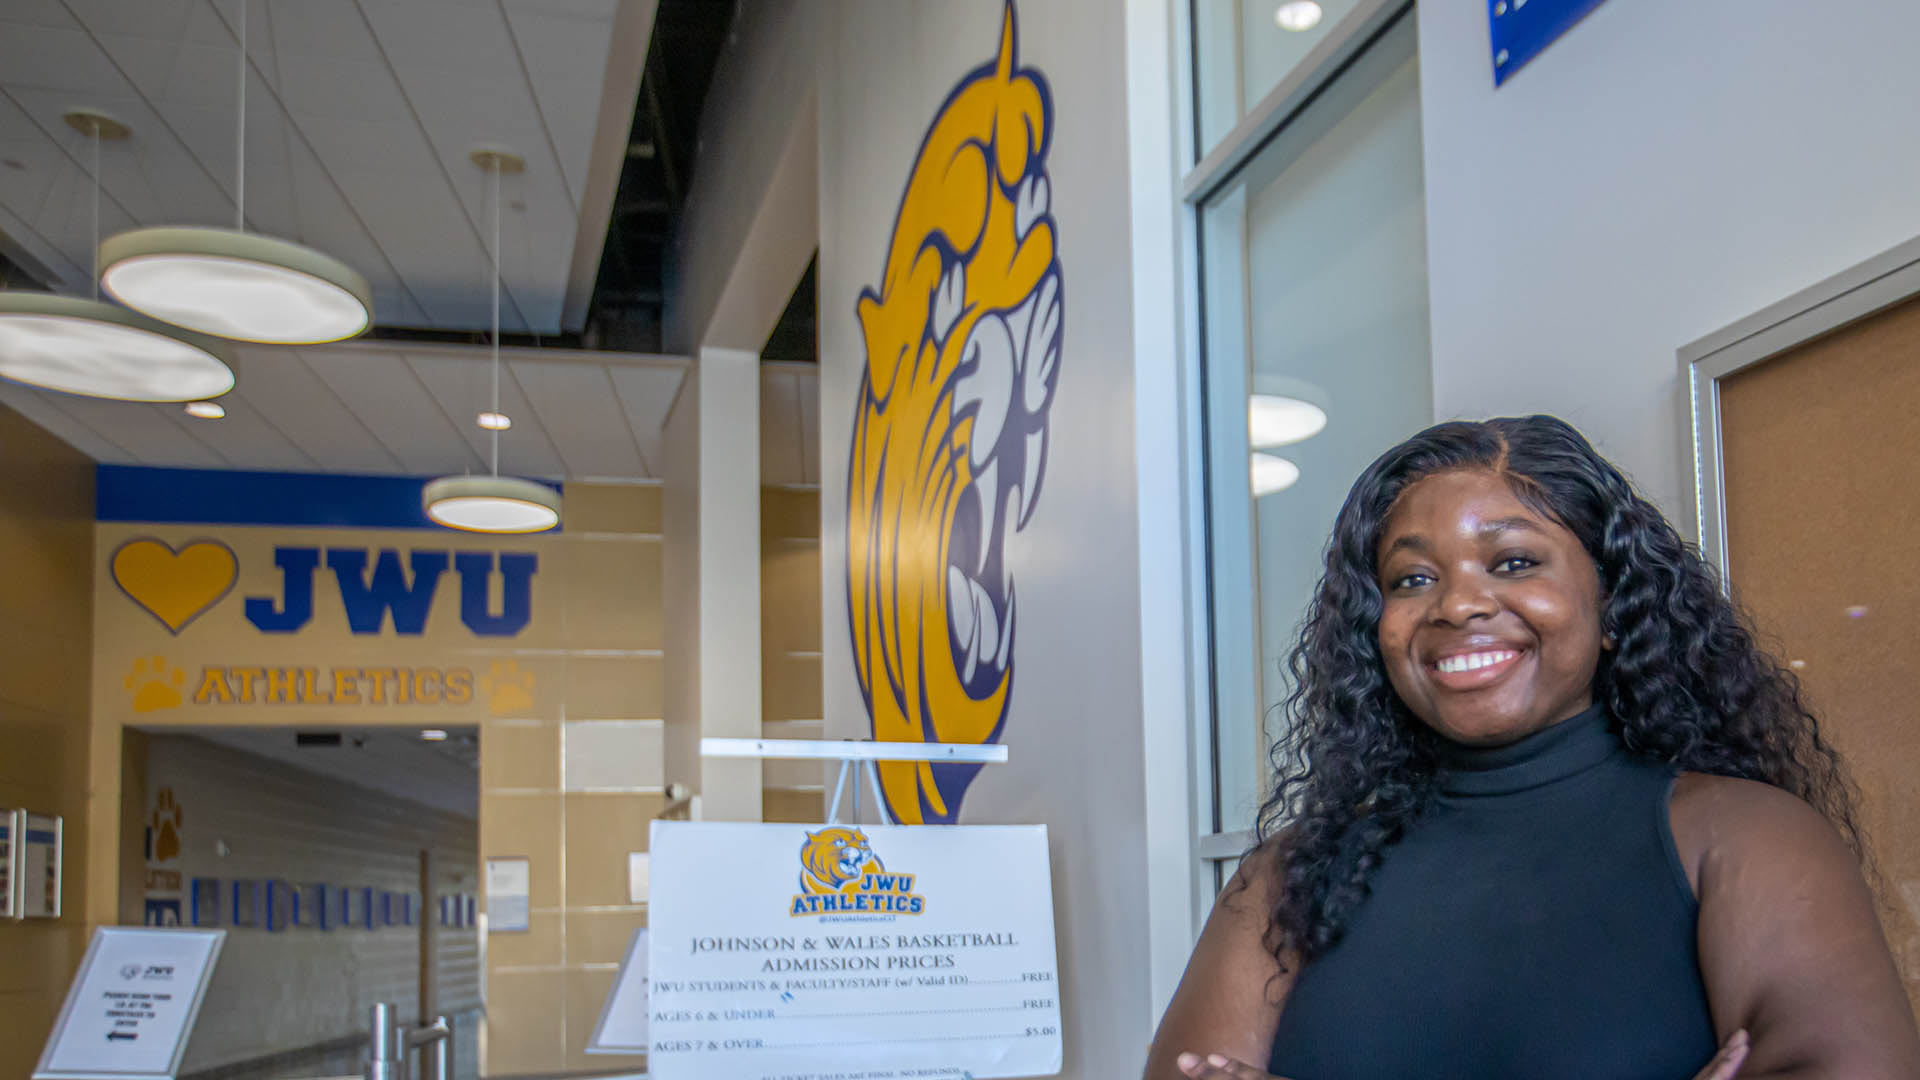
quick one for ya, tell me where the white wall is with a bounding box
[659,353,765,820]
[146,735,477,1074]
[817,3,1152,1075]
[661,371,701,801]
[1419,0,1920,524]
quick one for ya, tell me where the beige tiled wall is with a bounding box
[480,484,823,1075]
[479,484,662,1076]
[762,488,824,823]
[0,403,95,1080]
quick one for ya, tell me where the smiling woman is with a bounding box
[1146,415,1920,1079]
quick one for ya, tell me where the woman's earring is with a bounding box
[1602,633,1617,651]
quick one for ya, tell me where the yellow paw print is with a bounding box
[150,787,183,862]
[125,656,186,713]
[480,660,536,717]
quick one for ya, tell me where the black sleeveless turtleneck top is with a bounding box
[1267,704,1719,1079]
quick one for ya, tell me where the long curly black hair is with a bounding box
[1255,415,1862,968]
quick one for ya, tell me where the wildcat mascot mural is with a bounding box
[847,3,1062,825]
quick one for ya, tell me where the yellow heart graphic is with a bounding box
[112,538,238,635]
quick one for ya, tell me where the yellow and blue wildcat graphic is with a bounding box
[847,2,1062,826]
[790,827,925,917]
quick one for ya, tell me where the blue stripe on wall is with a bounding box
[97,465,563,531]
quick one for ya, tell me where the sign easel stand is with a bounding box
[699,738,1010,825]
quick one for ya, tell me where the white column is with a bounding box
[662,349,764,821]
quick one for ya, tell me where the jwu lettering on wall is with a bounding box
[95,472,568,723]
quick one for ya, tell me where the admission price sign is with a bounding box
[35,927,224,1080]
[647,821,1062,1080]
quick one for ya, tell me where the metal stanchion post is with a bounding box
[421,1015,452,1080]
[405,1014,452,1080]
[365,1002,403,1080]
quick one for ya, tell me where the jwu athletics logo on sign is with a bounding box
[109,536,542,717]
[790,828,926,918]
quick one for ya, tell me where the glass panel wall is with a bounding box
[1196,11,1430,843]
[1193,0,1368,156]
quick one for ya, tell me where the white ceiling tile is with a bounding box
[163,394,318,471]
[326,167,508,329]
[260,0,382,63]
[295,116,443,176]
[63,0,221,45]
[0,383,134,462]
[403,350,567,478]
[501,6,614,202]
[300,348,485,473]
[0,1,81,30]
[272,56,409,123]
[39,395,228,466]
[224,347,402,472]
[488,170,573,331]
[359,1,519,74]
[0,207,82,290]
[509,359,645,476]
[606,364,682,477]
[401,71,549,152]
[0,345,727,485]
[502,0,618,18]
[89,34,191,104]
[4,0,620,341]
[370,285,429,328]
[0,25,130,95]
[118,139,234,227]
[0,128,73,244]
[0,85,234,228]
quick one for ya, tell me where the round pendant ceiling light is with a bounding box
[1251,451,1301,497]
[423,474,560,533]
[97,0,371,345]
[1248,374,1329,448]
[0,293,235,401]
[100,226,372,344]
[1275,1,1324,31]
[423,148,558,534]
[0,110,236,402]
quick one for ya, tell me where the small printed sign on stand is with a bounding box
[34,926,224,1080]
[587,928,649,1056]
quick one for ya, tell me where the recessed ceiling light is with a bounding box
[1846,605,1868,618]
[1275,1,1324,31]
[185,400,226,419]
[477,411,511,431]
[420,729,449,742]
[1251,452,1300,496]
[1788,659,1807,670]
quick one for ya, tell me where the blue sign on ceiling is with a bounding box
[1489,0,1610,86]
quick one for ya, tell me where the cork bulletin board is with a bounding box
[1719,292,1920,1019]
